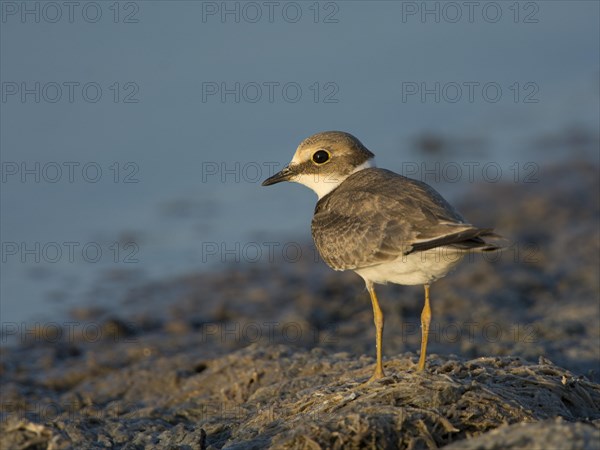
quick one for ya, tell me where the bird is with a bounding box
[262,131,500,381]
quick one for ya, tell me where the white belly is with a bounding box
[354,247,465,286]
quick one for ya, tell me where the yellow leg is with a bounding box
[418,284,431,371]
[367,281,385,381]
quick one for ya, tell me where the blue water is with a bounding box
[1,1,599,326]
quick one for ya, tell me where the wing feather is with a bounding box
[311,168,498,270]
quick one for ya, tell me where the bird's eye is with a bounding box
[312,150,330,165]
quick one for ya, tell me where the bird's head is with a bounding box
[262,131,376,198]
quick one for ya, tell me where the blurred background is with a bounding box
[1,1,599,327]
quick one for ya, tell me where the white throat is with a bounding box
[292,158,376,199]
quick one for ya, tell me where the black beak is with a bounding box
[262,166,294,186]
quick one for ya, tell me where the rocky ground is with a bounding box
[1,160,599,449]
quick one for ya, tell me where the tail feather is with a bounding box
[408,228,505,254]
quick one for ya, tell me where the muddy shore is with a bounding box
[1,161,599,449]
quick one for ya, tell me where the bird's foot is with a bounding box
[365,368,386,384]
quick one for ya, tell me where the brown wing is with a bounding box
[311,169,497,270]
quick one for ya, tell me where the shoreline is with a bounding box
[1,160,599,448]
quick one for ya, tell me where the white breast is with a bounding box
[354,247,466,286]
